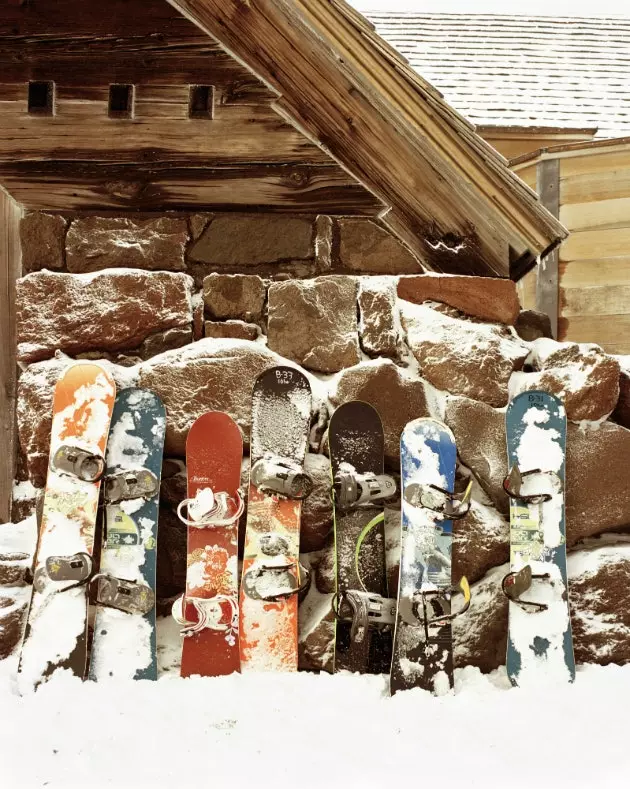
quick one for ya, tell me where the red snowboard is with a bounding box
[178,412,243,677]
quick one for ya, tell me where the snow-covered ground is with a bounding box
[0,619,627,789]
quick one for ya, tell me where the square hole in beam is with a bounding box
[28,81,54,115]
[109,84,134,118]
[189,85,214,119]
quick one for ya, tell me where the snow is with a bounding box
[1,653,630,788]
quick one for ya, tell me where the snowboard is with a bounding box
[504,390,574,687]
[391,418,470,695]
[89,388,166,682]
[240,366,312,672]
[175,411,243,678]
[329,401,395,674]
[17,362,116,690]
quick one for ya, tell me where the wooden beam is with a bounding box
[166,0,567,277]
[0,161,382,214]
[536,158,560,338]
[0,188,22,524]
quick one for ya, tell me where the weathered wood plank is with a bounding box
[560,148,630,177]
[516,266,537,311]
[561,284,630,317]
[560,227,630,262]
[167,0,566,277]
[560,258,630,289]
[0,101,328,164]
[560,197,630,232]
[536,158,560,338]
[560,167,630,205]
[559,314,630,355]
[0,161,381,213]
[0,188,21,523]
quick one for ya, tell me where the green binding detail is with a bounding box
[354,512,385,592]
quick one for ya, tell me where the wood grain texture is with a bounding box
[561,284,630,317]
[559,314,630,354]
[560,197,630,232]
[536,158,560,338]
[0,161,380,213]
[560,227,630,262]
[167,0,566,277]
[0,189,22,523]
[560,258,630,289]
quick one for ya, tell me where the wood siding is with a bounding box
[0,189,22,523]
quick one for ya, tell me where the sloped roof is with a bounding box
[168,0,566,279]
[366,13,630,139]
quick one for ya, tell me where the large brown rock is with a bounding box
[20,212,66,273]
[337,218,421,274]
[401,302,528,407]
[267,276,360,373]
[139,327,193,360]
[300,454,334,553]
[204,320,259,341]
[398,274,520,325]
[156,506,187,600]
[514,310,553,342]
[0,596,28,660]
[66,216,188,272]
[203,273,266,322]
[358,277,398,357]
[569,540,630,666]
[446,396,630,544]
[330,360,429,463]
[453,500,509,585]
[16,270,194,363]
[138,339,314,456]
[512,339,620,422]
[614,358,630,428]
[188,214,314,267]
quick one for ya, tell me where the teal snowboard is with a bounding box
[89,388,166,681]
[504,391,575,687]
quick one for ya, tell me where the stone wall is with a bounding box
[3,209,630,671]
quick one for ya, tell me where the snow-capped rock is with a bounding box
[358,276,399,357]
[203,273,266,323]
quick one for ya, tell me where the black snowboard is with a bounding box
[329,401,392,674]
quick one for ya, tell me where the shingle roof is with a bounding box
[365,13,630,138]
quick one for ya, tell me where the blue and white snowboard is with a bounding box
[391,418,469,695]
[89,389,166,681]
[504,391,574,687]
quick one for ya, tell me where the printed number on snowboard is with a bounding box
[275,370,294,385]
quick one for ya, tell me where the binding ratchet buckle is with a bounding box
[398,577,471,632]
[104,469,159,504]
[51,445,105,482]
[333,468,397,511]
[91,573,155,615]
[404,480,472,520]
[502,465,560,504]
[502,565,550,612]
[250,454,314,500]
[171,593,238,638]
[332,590,396,644]
[242,533,309,601]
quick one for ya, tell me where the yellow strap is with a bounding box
[354,512,385,592]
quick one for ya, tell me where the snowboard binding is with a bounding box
[250,454,314,499]
[92,573,155,615]
[503,465,561,504]
[404,480,472,520]
[33,552,94,593]
[104,469,159,504]
[398,576,471,630]
[332,589,397,643]
[51,445,106,482]
[333,467,396,511]
[177,487,245,528]
[172,593,238,638]
[242,532,310,601]
[502,565,550,612]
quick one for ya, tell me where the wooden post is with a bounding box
[536,158,560,338]
[0,188,22,523]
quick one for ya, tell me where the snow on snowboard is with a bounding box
[391,418,471,695]
[239,366,312,672]
[503,391,575,687]
[89,388,166,681]
[329,401,396,674]
[18,362,116,690]
[174,411,244,677]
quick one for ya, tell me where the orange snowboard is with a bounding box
[18,362,116,690]
[180,412,243,678]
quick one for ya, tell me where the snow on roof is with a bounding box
[365,14,630,138]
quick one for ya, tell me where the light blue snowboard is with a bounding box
[89,388,166,681]
[391,418,459,694]
[505,391,575,687]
